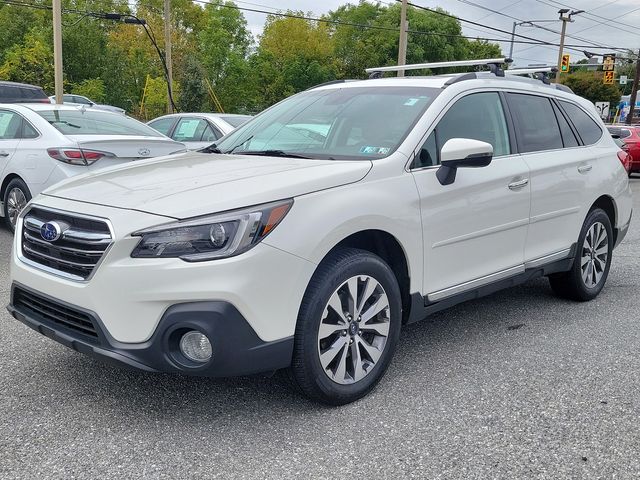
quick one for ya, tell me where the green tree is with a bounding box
[72,78,106,102]
[562,71,621,106]
[0,29,55,91]
[250,13,336,109]
[197,1,253,112]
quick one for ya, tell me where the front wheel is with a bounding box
[3,178,31,232]
[290,248,402,405]
[549,208,613,301]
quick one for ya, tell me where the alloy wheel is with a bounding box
[317,275,390,385]
[581,221,608,288]
[6,187,27,229]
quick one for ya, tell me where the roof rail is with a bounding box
[305,79,348,90]
[505,67,557,75]
[366,58,512,79]
[505,66,558,85]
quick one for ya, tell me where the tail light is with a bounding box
[47,148,113,166]
[617,150,632,173]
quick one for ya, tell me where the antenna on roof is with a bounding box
[365,58,513,79]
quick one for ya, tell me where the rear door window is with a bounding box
[558,101,603,145]
[0,110,23,139]
[202,123,222,142]
[507,93,563,153]
[552,102,579,148]
[148,117,177,136]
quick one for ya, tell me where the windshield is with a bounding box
[37,109,163,137]
[214,86,439,160]
[221,115,252,128]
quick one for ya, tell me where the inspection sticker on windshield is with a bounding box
[360,146,391,155]
[404,98,420,106]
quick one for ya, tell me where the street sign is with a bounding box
[620,75,628,85]
[603,71,615,85]
[595,102,610,119]
[603,54,616,71]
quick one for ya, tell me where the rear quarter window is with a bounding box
[506,93,563,153]
[559,101,603,145]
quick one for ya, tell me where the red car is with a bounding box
[608,125,640,176]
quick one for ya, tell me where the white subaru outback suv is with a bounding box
[7,59,633,405]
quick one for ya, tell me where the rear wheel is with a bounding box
[549,208,613,301]
[3,178,31,232]
[290,248,402,405]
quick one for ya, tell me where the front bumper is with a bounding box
[8,284,294,376]
[10,197,317,344]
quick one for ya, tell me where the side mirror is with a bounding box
[436,138,493,186]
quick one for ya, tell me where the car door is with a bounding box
[0,109,22,178]
[506,93,590,262]
[411,91,531,300]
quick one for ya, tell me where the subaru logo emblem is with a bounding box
[40,221,62,242]
[138,148,151,157]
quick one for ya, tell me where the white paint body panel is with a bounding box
[10,75,633,346]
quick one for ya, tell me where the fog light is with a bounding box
[179,331,212,363]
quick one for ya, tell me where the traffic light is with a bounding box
[603,71,615,85]
[561,54,570,73]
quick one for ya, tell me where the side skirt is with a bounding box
[406,252,575,325]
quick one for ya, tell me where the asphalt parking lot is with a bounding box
[0,180,639,479]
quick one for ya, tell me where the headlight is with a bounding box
[131,199,293,261]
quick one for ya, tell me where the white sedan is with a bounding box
[148,113,252,150]
[0,104,186,231]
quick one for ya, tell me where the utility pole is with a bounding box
[164,0,173,113]
[555,9,583,83]
[52,0,63,104]
[397,0,408,77]
[508,22,516,60]
[625,50,640,126]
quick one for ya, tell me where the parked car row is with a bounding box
[0,104,185,230]
[1,81,252,230]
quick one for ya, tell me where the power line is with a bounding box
[189,0,634,51]
[1,0,635,53]
[448,0,626,53]
[401,0,633,53]
[531,0,640,38]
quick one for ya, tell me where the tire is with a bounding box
[289,248,402,405]
[3,178,31,232]
[549,208,613,301]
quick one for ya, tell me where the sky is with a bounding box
[238,0,640,68]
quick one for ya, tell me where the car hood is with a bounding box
[43,152,372,219]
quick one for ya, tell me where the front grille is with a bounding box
[13,287,99,339]
[21,206,112,280]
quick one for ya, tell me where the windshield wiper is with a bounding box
[200,143,222,154]
[225,135,253,155]
[240,150,312,159]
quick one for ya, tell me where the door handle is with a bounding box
[508,178,529,190]
[0,152,9,157]
[578,164,592,173]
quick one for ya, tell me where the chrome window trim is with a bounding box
[16,204,115,283]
